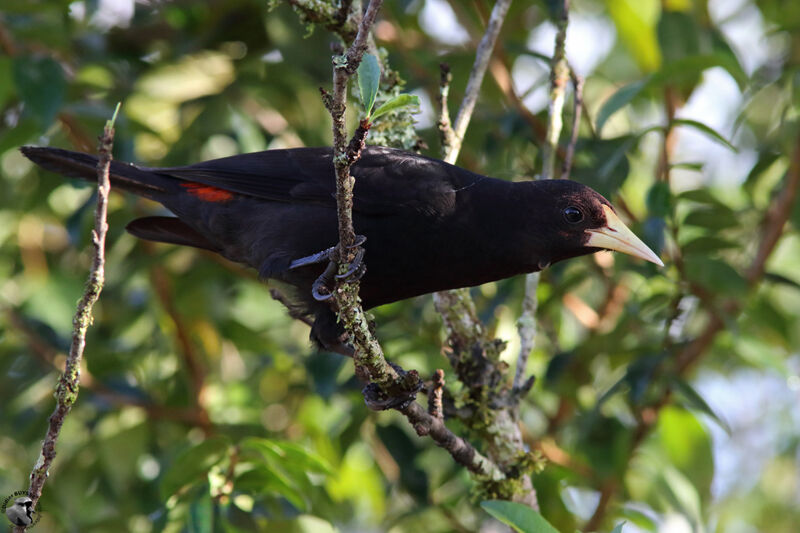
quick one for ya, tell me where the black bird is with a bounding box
[21,146,662,352]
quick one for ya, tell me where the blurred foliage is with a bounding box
[1,0,799,532]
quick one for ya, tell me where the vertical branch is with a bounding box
[442,0,513,164]
[540,0,570,180]
[514,0,571,390]
[561,71,583,180]
[18,105,120,530]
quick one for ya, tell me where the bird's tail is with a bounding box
[20,146,172,200]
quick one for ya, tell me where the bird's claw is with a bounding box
[335,246,366,281]
[311,262,337,301]
[310,235,367,301]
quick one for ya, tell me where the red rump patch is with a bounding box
[181,182,234,202]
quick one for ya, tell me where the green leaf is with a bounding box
[611,522,627,533]
[571,136,635,198]
[684,256,748,296]
[671,378,731,434]
[670,161,704,172]
[606,0,662,72]
[646,182,672,217]
[596,79,648,134]
[235,465,307,511]
[371,94,420,120]
[188,491,214,533]
[681,236,739,255]
[677,188,723,205]
[357,53,380,117]
[764,272,800,290]
[682,207,739,230]
[12,55,66,127]
[161,436,231,499]
[481,500,560,533]
[657,407,714,505]
[672,118,737,152]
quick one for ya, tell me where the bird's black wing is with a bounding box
[150,146,484,216]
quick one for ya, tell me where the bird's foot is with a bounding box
[289,234,366,270]
[362,363,423,411]
[308,235,367,302]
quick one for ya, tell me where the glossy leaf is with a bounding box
[358,53,380,117]
[371,94,420,120]
[481,500,560,533]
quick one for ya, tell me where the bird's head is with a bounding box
[532,179,663,267]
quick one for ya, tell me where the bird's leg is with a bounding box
[311,261,338,301]
[289,234,366,270]
[308,235,367,301]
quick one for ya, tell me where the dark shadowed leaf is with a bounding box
[681,236,739,255]
[12,56,65,127]
[481,500,560,533]
[646,182,672,217]
[572,136,635,198]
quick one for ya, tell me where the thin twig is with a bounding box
[443,0,513,164]
[18,106,119,530]
[514,0,571,394]
[561,71,583,180]
[428,369,445,419]
[540,0,570,180]
[438,63,456,154]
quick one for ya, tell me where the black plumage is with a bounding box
[20,145,661,351]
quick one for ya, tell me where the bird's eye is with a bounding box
[563,206,584,224]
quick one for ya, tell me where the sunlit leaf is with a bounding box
[358,53,380,117]
[371,94,420,121]
[596,80,648,134]
[481,500,560,533]
[672,118,737,152]
[606,0,662,72]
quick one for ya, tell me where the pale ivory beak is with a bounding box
[585,205,664,266]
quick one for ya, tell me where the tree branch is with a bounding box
[442,0,512,164]
[320,0,504,480]
[17,106,119,531]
